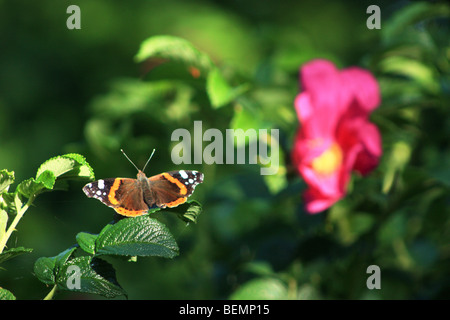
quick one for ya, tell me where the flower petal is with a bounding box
[353,122,382,175]
[303,187,341,214]
[298,59,345,137]
[341,67,381,113]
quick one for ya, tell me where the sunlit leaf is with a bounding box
[0,170,14,194]
[135,35,214,74]
[0,287,15,300]
[230,278,288,300]
[95,215,179,258]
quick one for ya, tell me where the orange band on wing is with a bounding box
[162,172,187,195]
[115,207,148,217]
[165,197,187,208]
[108,179,122,205]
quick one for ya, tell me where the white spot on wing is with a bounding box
[179,170,188,179]
[98,179,105,190]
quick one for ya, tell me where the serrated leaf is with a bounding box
[34,247,77,285]
[95,215,179,258]
[36,157,74,179]
[62,153,96,180]
[76,232,98,255]
[0,247,33,265]
[0,287,16,300]
[16,153,95,198]
[169,200,202,224]
[135,35,214,74]
[0,170,14,194]
[56,256,126,299]
[36,153,95,182]
[17,178,46,198]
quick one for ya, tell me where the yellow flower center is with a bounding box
[311,142,343,175]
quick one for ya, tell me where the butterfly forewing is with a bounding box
[83,178,119,207]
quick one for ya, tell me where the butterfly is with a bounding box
[83,149,203,217]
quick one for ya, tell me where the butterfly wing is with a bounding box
[146,170,204,208]
[83,178,149,217]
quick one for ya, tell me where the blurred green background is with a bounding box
[0,0,449,299]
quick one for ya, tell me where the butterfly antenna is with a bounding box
[142,149,156,172]
[120,149,140,172]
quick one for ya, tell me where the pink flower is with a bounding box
[291,59,382,214]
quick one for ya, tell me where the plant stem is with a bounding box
[0,195,34,254]
[43,285,57,300]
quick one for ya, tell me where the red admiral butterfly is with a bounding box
[83,149,204,217]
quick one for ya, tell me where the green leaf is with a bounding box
[34,247,77,285]
[135,35,214,74]
[56,256,126,299]
[379,56,439,94]
[0,170,15,194]
[62,153,96,180]
[0,287,16,300]
[95,216,179,258]
[36,170,56,190]
[36,153,95,184]
[17,178,46,198]
[0,247,33,265]
[34,256,57,285]
[206,68,248,108]
[0,192,16,213]
[14,154,94,199]
[230,277,288,300]
[76,232,98,255]
[168,200,202,224]
[35,247,125,299]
